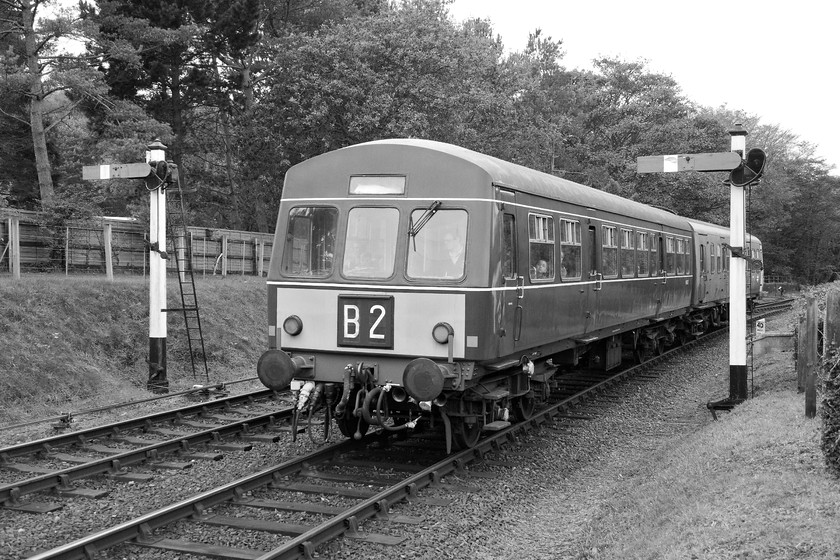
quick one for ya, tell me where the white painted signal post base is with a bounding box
[728,125,749,402]
[636,124,759,407]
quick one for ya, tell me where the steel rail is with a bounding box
[0,378,261,432]
[23,300,793,559]
[0,407,293,505]
[22,333,708,559]
[0,389,278,460]
[24,438,366,560]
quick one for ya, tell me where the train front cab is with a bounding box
[257,141,519,448]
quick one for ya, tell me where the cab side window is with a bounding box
[282,206,338,277]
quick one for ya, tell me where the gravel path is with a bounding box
[0,318,789,560]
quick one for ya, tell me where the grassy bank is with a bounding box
[0,274,266,424]
[583,350,840,559]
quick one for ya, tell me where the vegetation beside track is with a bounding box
[0,275,265,424]
[578,351,840,559]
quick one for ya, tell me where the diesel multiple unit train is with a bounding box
[257,139,763,450]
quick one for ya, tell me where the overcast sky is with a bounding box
[448,0,839,176]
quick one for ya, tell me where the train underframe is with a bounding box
[288,303,730,451]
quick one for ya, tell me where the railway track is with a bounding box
[0,389,292,512]
[7,298,794,559]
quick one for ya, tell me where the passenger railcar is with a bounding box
[257,139,763,450]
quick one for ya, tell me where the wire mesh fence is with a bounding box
[0,209,273,278]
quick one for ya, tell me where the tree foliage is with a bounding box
[0,0,837,281]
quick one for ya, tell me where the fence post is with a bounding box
[797,313,807,392]
[221,234,228,277]
[104,223,114,280]
[9,216,20,279]
[825,289,840,405]
[805,295,818,418]
[258,239,265,277]
[65,227,70,276]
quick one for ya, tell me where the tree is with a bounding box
[232,0,515,230]
[1,0,115,207]
[700,106,840,282]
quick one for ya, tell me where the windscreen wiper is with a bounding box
[408,200,441,250]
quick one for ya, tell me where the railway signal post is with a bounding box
[82,139,176,393]
[637,124,766,408]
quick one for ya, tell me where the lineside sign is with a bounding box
[636,151,742,173]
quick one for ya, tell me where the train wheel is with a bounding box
[655,338,665,356]
[633,346,647,364]
[451,417,481,450]
[512,393,536,421]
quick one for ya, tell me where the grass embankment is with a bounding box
[0,274,266,425]
[586,347,840,558]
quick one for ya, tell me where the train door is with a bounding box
[498,190,520,357]
[698,241,707,304]
[654,233,666,316]
[584,224,600,333]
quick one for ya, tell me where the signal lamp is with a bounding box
[146,139,167,163]
[283,315,303,336]
[432,322,454,344]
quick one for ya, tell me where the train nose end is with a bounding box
[257,350,301,391]
[402,357,446,402]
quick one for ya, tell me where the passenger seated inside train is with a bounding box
[531,258,553,280]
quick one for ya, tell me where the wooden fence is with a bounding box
[0,209,273,279]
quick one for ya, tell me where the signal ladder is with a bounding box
[165,181,210,383]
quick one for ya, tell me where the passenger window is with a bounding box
[406,209,468,280]
[665,236,675,275]
[529,214,555,281]
[281,206,338,277]
[636,232,649,276]
[602,226,618,278]
[651,237,659,276]
[710,244,716,272]
[343,207,399,279]
[684,241,691,274]
[621,229,635,277]
[560,219,582,280]
[676,238,684,275]
[717,244,722,272]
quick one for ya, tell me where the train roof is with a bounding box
[686,218,762,246]
[287,139,694,230]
